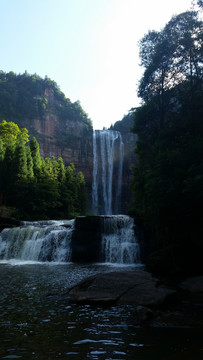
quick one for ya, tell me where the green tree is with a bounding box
[26,146,34,179]
[76,171,88,215]
[14,137,28,181]
[130,9,203,275]
[0,120,29,151]
[0,118,88,219]
[2,140,15,203]
[138,11,203,127]
[0,137,4,162]
[0,138,4,197]
[57,157,66,183]
[65,163,78,216]
[29,137,42,178]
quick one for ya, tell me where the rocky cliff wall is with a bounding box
[21,89,93,186]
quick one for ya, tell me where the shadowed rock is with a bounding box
[67,270,176,306]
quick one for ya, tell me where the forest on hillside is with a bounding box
[0,120,88,220]
[129,8,203,275]
[0,71,92,129]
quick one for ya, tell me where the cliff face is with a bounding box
[21,88,93,184]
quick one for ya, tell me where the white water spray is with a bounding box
[0,220,75,262]
[101,215,140,264]
[0,217,141,265]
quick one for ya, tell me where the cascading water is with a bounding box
[92,130,124,215]
[0,220,75,263]
[101,215,140,265]
[0,217,141,265]
[91,130,140,264]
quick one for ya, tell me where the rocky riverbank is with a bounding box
[65,270,203,328]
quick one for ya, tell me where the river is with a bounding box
[0,261,202,360]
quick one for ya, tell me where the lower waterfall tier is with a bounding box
[0,216,141,265]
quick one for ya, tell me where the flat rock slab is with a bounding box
[68,270,176,306]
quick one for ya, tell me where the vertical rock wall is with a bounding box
[21,89,93,185]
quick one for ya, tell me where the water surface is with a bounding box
[0,262,202,359]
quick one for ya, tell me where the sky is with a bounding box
[0,0,193,129]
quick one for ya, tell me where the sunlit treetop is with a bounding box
[0,120,29,151]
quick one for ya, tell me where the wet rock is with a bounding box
[67,270,176,306]
[71,216,104,263]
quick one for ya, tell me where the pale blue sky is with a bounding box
[0,0,193,129]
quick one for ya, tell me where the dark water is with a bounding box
[0,262,202,360]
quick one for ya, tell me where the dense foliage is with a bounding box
[0,71,92,128]
[0,121,88,219]
[109,112,135,134]
[130,10,203,275]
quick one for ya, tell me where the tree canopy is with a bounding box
[0,120,29,151]
[139,11,202,101]
[130,9,203,276]
[0,120,88,219]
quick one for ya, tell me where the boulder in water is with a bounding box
[67,270,176,306]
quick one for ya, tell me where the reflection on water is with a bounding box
[0,262,202,359]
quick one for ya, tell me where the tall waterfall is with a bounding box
[92,130,124,215]
[0,220,75,263]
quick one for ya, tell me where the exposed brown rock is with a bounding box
[19,89,93,192]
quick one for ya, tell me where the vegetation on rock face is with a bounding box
[130,9,203,276]
[0,71,92,129]
[0,120,88,219]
